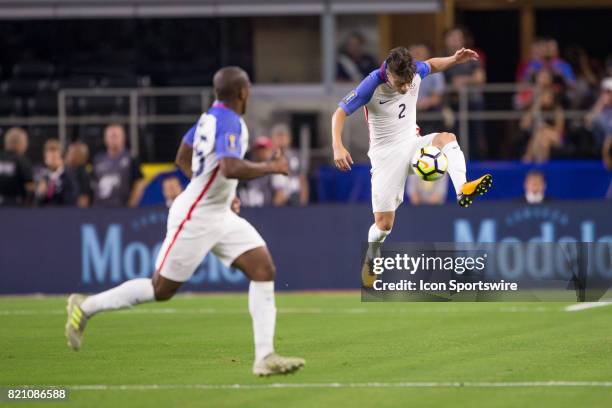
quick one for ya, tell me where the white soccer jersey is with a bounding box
[339,61,431,150]
[174,102,249,215]
[154,102,265,282]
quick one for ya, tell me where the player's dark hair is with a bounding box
[385,47,416,83]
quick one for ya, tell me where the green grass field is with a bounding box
[1,293,612,407]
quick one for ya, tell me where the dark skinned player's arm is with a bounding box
[175,142,193,179]
[219,150,288,180]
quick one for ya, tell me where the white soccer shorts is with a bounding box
[155,209,266,282]
[368,132,438,213]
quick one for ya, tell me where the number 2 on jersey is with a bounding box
[398,103,406,119]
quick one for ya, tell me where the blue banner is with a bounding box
[0,202,611,294]
[317,160,612,202]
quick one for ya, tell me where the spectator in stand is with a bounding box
[0,127,34,206]
[444,27,486,89]
[92,124,145,207]
[585,78,612,149]
[407,174,448,205]
[521,38,576,93]
[523,170,547,204]
[269,123,309,206]
[515,68,556,111]
[521,90,565,163]
[237,136,275,207]
[34,139,78,206]
[65,140,92,208]
[443,26,487,158]
[336,32,378,82]
[409,44,447,135]
[162,175,183,208]
[516,38,547,82]
[565,45,601,109]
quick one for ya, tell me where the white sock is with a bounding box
[249,281,276,363]
[367,223,391,260]
[80,278,155,317]
[442,141,467,197]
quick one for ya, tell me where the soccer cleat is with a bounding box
[457,174,492,208]
[361,260,376,289]
[252,353,305,376]
[65,294,88,351]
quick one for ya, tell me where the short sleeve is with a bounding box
[182,124,197,146]
[416,61,431,79]
[214,112,242,159]
[338,70,383,116]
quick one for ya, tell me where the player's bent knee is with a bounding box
[434,132,457,147]
[376,220,393,231]
[251,262,276,282]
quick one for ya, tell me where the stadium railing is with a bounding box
[0,83,594,162]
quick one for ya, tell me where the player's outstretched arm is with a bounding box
[331,107,354,171]
[219,150,288,180]
[427,47,479,74]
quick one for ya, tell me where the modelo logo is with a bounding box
[453,209,612,280]
[81,224,245,286]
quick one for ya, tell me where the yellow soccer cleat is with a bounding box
[65,294,88,351]
[253,353,305,376]
[361,261,376,289]
[458,174,492,208]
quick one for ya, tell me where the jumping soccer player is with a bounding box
[330,47,492,284]
[65,66,305,377]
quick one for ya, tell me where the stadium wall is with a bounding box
[1,202,611,295]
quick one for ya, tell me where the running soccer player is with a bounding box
[330,47,492,282]
[65,66,305,377]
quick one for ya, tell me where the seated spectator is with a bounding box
[515,69,556,111]
[336,32,378,82]
[270,123,309,206]
[565,45,601,109]
[516,38,546,82]
[444,27,486,89]
[407,174,448,205]
[162,175,183,208]
[238,137,275,207]
[34,139,78,206]
[0,127,33,206]
[65,140,92,208]
[521,38,576,92]
[521,90,565,163]
[585,78,612,148]
[523,170,547,204]
[443,26,487,158]
[92,124,145,207]
[409,44,447,134]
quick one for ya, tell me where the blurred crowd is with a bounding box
[1,26,611,208]
[0,124,145,208]
[337,27,612,166]
[0,121,310,209]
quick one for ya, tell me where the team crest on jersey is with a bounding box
[342,90,357,104]
[226,133,238,151]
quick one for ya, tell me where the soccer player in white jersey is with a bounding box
[65,67,305,377]
[330,47,492,284]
